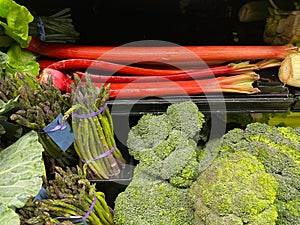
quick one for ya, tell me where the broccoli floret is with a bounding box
[276,126,300,163]
[188,151,279,225]
[166,100,205,140]
[276,198,300,225]
[138,132,200,188]
[162,142,199,188]
[113,164,195,225]
[243,122,300,163]
[127,114,170,160]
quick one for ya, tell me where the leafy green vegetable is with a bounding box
[0,0,33,48]
[6,44,39,76]
[0,203,20,225]
[0,130,44,209]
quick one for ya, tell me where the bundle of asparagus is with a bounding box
[64,74,126,179]
[29,8,80,43]
[0,71,77,168]
[17,166,114,225]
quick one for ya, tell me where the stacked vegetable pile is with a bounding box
[33,41,297,98]
[206,123,300,224]
[113,100,300,225]
[1,0,300,224]
[0,1,121,224]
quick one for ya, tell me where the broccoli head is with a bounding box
[189,151,279,225]
[217,122,300,224]
[127,100,206,161]
[126,101,205,188]
[113,164,195,225]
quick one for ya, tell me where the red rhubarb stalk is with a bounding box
[103,73,261,98]
[37,59,58,70]
[27,37,297,63]
[40,68,260,98]
[47,59,183,76]
[73,61,262,83]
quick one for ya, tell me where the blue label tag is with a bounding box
[32,187,47,202]
[43,113,74,152]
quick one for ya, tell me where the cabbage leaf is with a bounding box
[0,203,20,225]
[0,130,44,210]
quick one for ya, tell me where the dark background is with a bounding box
[16,0,275,46]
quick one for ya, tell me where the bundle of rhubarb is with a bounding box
[25,37,299,99]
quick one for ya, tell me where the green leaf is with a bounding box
[0,119,23,141]
[0,203,20,225]
[6,44,39,76]
[0,130,44,209]
[0,0,33,48]
[0,97,19,115]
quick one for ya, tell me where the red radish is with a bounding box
[27,37,297,63]
[40,68,73,92]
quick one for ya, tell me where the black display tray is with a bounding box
[90,162,135,208]
[108,93,295,115]
[108,80,295,115]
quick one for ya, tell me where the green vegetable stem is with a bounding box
[66,74,126,179]
[0,70,77,169]
[17,166,114,225]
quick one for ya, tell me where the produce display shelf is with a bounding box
[108,93,295,115]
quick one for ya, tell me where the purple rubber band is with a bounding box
[37,17,46,41]
[81,144,117,163]
[72,103,108,119]
[109,206,114,215]
[73,195,96,223]
[38,123,67,134]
